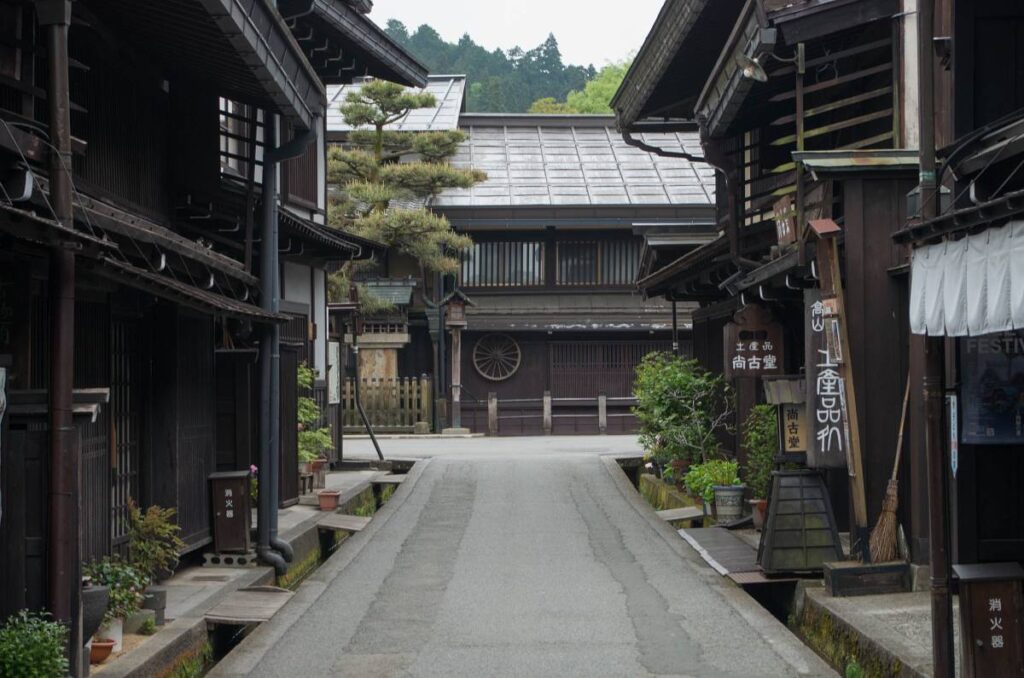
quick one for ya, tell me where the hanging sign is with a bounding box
[723,305,785,379]
[781,403,808,452]
[328,341,341,405]
[773,195,798,246]
[805,289,849,469]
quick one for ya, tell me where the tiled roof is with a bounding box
[327,75,466,134]
[434,115,716,208]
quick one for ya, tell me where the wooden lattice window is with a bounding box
[460,241,544,287]
[555,239,640,286]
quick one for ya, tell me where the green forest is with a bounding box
[384,20,626,114]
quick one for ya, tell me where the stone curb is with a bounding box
[599,454,837,677]
[208,458,429,676]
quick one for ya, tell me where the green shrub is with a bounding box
[298,363,332,463]
[84,557,148,624]
[139,617,157,636]
[0,611,69,678]
[684,459,741,502]
[743,404,778,499]
[633,352,734,466]
[128,501,185,581]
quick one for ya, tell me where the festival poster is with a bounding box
[960,332,1024,444]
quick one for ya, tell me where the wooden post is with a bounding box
[420,375,433,431]
[543,391,552,435]
[598,393,608,434]
[487,392,498,436]
[450,328,462,429]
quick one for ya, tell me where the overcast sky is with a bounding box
[375,0,665,67]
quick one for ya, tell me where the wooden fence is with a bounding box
[342,375,432,433]
[462,392,639,436]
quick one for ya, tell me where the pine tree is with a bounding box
[327,80,485,302]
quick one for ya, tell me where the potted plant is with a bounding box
[317,488,342,511]
[0,610,70,677]
[83,557,148,652]
[683,463,712,509]
[743,404,778,529]
[706,459,744,522]
[82,577,110,647]
[633,353,735,471]
[128,501,185,583]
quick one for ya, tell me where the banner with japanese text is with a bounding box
[805,289,849,468]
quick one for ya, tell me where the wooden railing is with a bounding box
[342,376,432,433]
[462,393,639,436]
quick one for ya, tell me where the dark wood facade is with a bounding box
[0,0,417,637]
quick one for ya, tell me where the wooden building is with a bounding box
[615,0,922,554]
[0,0,424,663]
[433,114,718,434]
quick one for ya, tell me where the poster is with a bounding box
[960,332,1024,444]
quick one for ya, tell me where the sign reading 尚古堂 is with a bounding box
[805,288,850,469]
[960,331,1024,445]
[781,403,808,453]
[723,305,785,380]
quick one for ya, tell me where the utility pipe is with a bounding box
[917,0,954,675]
[39,1,81,672]
[257,113,317,573]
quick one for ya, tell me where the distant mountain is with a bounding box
[384,20,596,113]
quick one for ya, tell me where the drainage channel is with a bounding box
[615,459,815,639]
[127,469,409,678]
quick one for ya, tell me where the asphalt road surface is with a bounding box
[213,437,834,677]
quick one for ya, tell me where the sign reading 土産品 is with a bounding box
[805,288,850,469]
[723,305,785,380]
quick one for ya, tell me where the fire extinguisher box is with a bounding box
[953,562,1024,677]
[209,471,252,554]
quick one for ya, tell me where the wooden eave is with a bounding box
[280,0,429,87]
[93,0,324,131]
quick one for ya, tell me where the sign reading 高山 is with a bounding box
[805,288,850,469]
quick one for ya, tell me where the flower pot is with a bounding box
[98,617,124,653]
[317,489,341,511]
[713,484,746,522]
[298,461,313,476]
[749,499,768,530]
[90,639,116,665]
[81,584,110,644]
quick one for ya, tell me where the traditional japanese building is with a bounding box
[0,0,424,665]
[615,0,920,557]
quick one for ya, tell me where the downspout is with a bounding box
[917,0,954,675]
[38,1,80,671]
[258,114,318,573]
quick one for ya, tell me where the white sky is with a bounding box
[373,0,665,67]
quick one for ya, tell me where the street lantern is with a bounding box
[443,289,473,329]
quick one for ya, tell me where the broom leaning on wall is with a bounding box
[869,376,911,563]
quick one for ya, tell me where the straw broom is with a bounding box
[869,377,911,563]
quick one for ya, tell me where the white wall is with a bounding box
[313,267,327,378]
[901,0,920,149]
[283,260,311,304]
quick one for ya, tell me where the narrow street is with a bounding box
[213,438,833,677]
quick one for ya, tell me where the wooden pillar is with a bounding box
[543,391,552,435]
[450,328,462,430]
[487,392,498,436]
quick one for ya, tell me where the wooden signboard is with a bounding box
[773,195,798,246]
[805,289,848,469]
[781,403,808,452]
[723,305,785,380]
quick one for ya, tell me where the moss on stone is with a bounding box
[795,598,905,678]
[639,474,696,511]
[277,545,322,591]
[379,483,396,506]
[159,640,212,678]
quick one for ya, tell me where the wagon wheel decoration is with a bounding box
[473,334,522,381]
